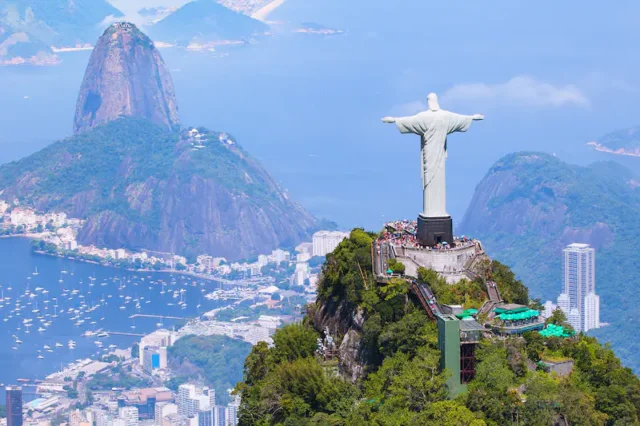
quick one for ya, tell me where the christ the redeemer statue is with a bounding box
[382,93,484,246]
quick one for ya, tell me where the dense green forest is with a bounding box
[167,335,252,405]
[87,364,151,391]
[235,230,640,425]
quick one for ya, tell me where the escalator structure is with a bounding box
[479,281,503,316]
[410,279,443,321]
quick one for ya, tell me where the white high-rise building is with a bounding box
[178,384,197,417]
[225,394,241,426]
[584,292,600,332]
[203,387,216,410]
[568,308,581,331]
[542,300,557,319]
[139,329,174,365]
[562,243,599,332]
[118,407,139,426]
[312,231,349,257]
[557,293,570,316]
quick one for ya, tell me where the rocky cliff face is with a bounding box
[73,22,179,134]
[0,119,318,260]
[310,297,367,382]
[460,152,624,260]
[459,152,626,297]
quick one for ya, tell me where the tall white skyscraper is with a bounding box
[584,292,600,332]
[562,243,600,332]
[178,384,197,417]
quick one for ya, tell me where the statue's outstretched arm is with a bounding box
[382,117,396,123]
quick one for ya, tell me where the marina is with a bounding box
[0,238,237,400]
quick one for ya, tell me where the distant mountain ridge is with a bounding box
[1,0,122,45]
[0,0,123,64]
[149,0,269,45]
[588,126,640,157]
[460,151,640,371]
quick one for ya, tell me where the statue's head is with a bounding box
[427,93,440,111]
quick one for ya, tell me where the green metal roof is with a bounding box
[455,308,478,319]
[539,323,575,338]
[498,309,540,321]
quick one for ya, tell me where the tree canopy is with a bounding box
[235,229,640,425]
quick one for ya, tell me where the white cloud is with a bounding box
[441,75,590,108]
[98,14,122,29]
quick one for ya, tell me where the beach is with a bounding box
[252,0,286,21]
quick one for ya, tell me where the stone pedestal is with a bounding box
[417,215,453,247]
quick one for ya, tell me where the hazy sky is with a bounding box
[4,0,640,229]
[109,0,188,19]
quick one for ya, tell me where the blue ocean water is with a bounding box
[0,238,229,399]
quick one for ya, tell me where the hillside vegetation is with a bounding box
[167,335,252,405]
[460,152,640,372]
[235,230,640,425]
[0,118,318,260]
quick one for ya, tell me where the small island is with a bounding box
[588,125,640,157]
[294,22,345,36]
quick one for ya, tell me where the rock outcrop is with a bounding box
[73,22,179,134]
[310,298,367,382]
[0,119,318,260]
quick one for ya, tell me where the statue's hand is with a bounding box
[472,114,485,120]
[382,116,396,123]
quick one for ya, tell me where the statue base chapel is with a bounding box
[417,215,453,247]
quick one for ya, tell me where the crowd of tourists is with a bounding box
[377,220,480,252]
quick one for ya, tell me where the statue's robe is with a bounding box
[395,110,475,218]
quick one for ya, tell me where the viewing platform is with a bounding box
[374,220,488,284]
[489,304,545,335]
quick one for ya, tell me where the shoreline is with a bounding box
[31,248,227,283]
[0,235,238,285]
[2,235,273,287]
[252,0,287,21]
[586,141,640,158]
